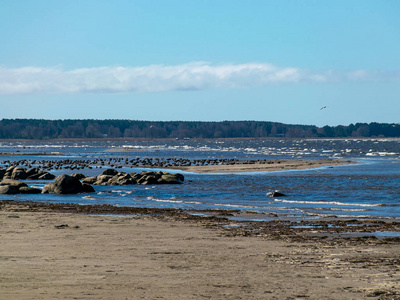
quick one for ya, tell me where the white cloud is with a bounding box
[0,62,398,95]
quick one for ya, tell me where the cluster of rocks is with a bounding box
[0,166,55,180]
[82,169,184,186]
[0,168,184,195]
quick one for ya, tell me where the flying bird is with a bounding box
[320,106,327,110]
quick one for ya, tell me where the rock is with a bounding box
[19,186,42,194]
[38,172,56,180]
[90,170,184,186]
[42,174,84,194]
[71,173,86,180]
[157,174,184,184]
[42,182,56,194]
[266,191,286,197]
[107,173,136,185]
[82,176,98,184]
[0,179,43,194]
[94,175,113,185]
[0,185,19,194]
[82,183,95,193]
[0,179,28,189]
[26,167,41,177]
[0,169,6,180]
[101,168,119,176]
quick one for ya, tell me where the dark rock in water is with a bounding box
[26,167,41,177]
[0,179,42,194]
[101,168,119,176]
[0,179,28,189]
[0,169,5,180]
[108,173,136,185]
[19,186,42,194]
[82,183,95,193]
[12,167,27,180]
[81,176,98,185]
[71,173,86,180]
[42,174,86,194]
[38,172,56,180]
[266,191,286,197]
[157,174,184,184]
[42,182,56,194]
[94,175,113,185]
[0,185,19,194]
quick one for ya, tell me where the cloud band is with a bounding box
[0,62,398,95]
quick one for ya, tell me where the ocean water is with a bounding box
[1,138,400,220]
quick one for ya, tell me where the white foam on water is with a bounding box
[273,199,381,207]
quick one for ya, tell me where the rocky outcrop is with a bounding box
[0,179,42,194]
[82,169,184,186]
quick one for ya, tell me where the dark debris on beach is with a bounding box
[1,200,399,246]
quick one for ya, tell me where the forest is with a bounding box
[0,119,399,139]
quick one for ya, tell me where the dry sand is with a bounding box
[170,159,357,173]
[1,202,399,300]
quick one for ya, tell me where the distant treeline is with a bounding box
[0,119,400,139]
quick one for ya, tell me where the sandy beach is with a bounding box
[1,201,399,300]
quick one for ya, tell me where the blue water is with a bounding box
[1,139,400,220]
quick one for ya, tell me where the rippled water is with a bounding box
[1,138,400,220]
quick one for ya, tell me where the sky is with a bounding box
[0,0,399,126]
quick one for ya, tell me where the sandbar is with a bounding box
[170,159,357,173]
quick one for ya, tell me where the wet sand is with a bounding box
[1,201,399,299]
[170,159,357,173]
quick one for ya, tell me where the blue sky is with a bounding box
[0,0,399,126]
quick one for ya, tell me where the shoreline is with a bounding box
[1,200,399,299]
[2,200,400,237]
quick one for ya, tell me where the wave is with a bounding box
[273,199,382,207]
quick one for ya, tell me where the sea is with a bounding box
[1,138,400,221]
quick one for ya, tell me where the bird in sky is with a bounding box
[320,106,327,110]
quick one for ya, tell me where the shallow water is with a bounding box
[1,139,400,220]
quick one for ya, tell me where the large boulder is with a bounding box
[0,185,19,194]
[42,174,87,194]
[19,186,42,194]
[0,179,28,189]
[71,173,86,180]
[101,168,119,176]
[81,176,98,184]
[38,172,56,180]
[11,167,27,180]
[94,175,113,185]
[0,179,40,194]
[157,174,184,184]
[82,183,95,193]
